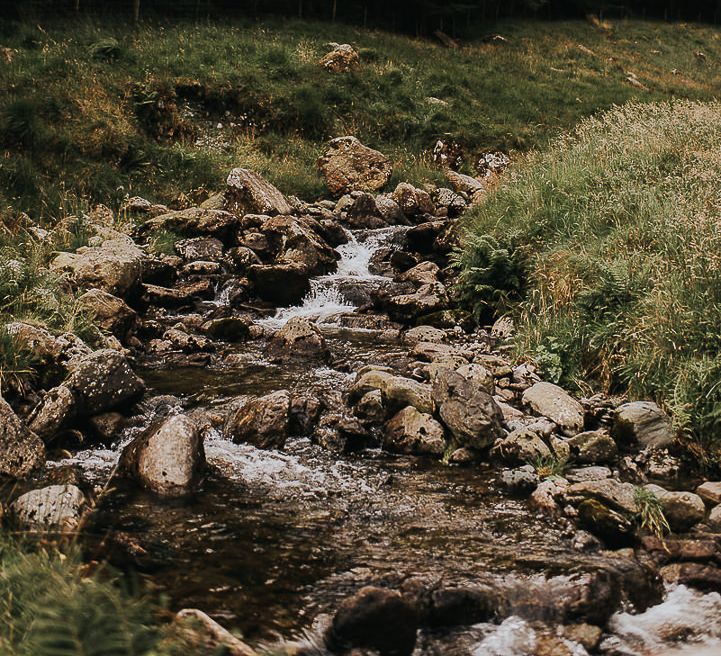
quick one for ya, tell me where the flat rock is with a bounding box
[522,382,584,436]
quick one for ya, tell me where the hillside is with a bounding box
[2,18,721,218]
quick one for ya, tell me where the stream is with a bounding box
[51,227,721,655]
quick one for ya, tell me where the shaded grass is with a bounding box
[456,100,721,466]
[2,17,721,217]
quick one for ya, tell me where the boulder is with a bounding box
[384,406,446,456]
[0,396,45,478]
[697,481,721,505]
[432,369,504,449]
[445,169,484,196]
[202,317,251,342]
[325,586,418,656]
[28,349,145,440]
[318,136,392,197]
[171,609,256,656]
[644,484,705,533]
[354,389,387,423]
[349,370,433,414]
[399,261,441,286]
[119,414,205,496]
[4,322,90,372]
[403,326,446,344]
[248,263,311,305]
[319,43,360,73]
[225,168,292,216]
[139,208,239,242]
[10,484,85,531]
[708,504,721,531]
[577,498,635,546]
[612,401,675,449]
[522,382,584,436]
[492,429,551,465]
[386,282,448,324]
[78,289,138,340]
[175,236,224,262]
[266,317,330,362]
[50,237,145,298]
[142,280,215,308]
[344,193,387,229]
[223,391,290,449]
[565,430,618,465]
[405,221,447,254]
[565,479,638,515]
[392,182,434,217]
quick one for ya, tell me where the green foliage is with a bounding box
[147,229,181,256]
[529,454,568,479]
[457,100,721,466]
[633,487,670,539]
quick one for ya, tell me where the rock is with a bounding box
[432,369,504,449]
[566,479,638,515]
[445,169,484,196]
[266,317,330,362]
[325,586,418,656]
[660,562,721,592]
[78,289,138,340]
[119,414,205,496]
[405,220,447,254]
[224,391,290,449]
[612,401,675,449]
[644,484,705,533]
[697,481,721,505]
[201,317,251,343]
[564,430,617,465]
[577,498,635,545]
[50,238,145,298]
[28,350,145,439]
[384,406,446,456]
[225,168,292,216]
[708,504,721,531]
[499,465,539,492]
[171,609,256,656]
[375,194,406,225]
[10,484,85,531]
[565,466,612,483]
[386,282,448,324]
[349,370,433,414]
[491,316,515,340]
[392,182,434,217]
[399,261,441,286]
[175,236,224,262]
[559,624,603,652]
[0,396,45,477]
[288,394,323,436]
[88,411,126,443]
[492,429,551,465]
[319,43,360,73]
[522,382,584,436]
[142,280,215,308]
[4,322,90,374]
[354,389,387,423]
[530,478,568,514]
[344,193,388,229]
[403,326,446,344]
[248,262,312,305]
[318,136,392,197]
[139,208,239,242]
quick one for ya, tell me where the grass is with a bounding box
[633,487,671,538]
[456,100,721,468]
[2,17,721,218]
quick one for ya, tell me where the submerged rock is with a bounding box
[325,586,418,656]
[318,136,392,197]
[10,484,86,531]
[120,414,205,497]
[0,396,45,478]
[224,390,291,449]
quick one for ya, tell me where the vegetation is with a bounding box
[457,100,721,465]
[633,486,670,538]
[3,18,721,220]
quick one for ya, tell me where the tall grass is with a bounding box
[2,18,721,216]
[456,100,721,466]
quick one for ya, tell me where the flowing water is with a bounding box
[50,227,721,654]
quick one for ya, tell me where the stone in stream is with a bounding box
[392,182,434,218]
[10,484,86,531]
[611,401,675,449]
[405,220,447,254]
[202,317,251,342]
[491,428,551,466]
[403,325,446,344]
[522,382,585,437]
[644,484,706,533]
[325,586,418,656]
[170,609,256,656]
[344,192,389,229]
[224,168,292,216]
[174,236,224,262]
[138,208,240,243]
[266,317,331,362]
[28,349,145,440]
[432,368,504,450]
[318,136,393,197]
[349,370,433,415]
[384,406,446,456]
[119,414,205,496]
[0,396,45,478]
[564,430,618,465]
[248,262,312,305]
[386,282,449,324]
[223,390,291,449]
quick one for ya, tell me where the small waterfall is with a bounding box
[260,226,405,328]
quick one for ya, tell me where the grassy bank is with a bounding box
[456,100,721,466]
[2,18,721,218]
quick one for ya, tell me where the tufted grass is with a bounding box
[456,100,721,467]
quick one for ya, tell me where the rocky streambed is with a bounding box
[3,144,721,655]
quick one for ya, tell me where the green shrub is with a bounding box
[457,100,721,465]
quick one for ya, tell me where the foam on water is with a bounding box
[261,226,405,328]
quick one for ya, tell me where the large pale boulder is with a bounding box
[318,136,392,197]
[612,401,675,449]
[51,238,145,297]
[266,317,330,362]
[119,414,205,496]
[10,484,85,531]
[384,406,446,456]
[522,382,584,436]
[225,168,292,216]
[223,391,291,449]
[432,369,504,449]
[0,396,45,478]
